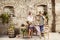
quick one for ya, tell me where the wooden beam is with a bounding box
[51,0,56,32]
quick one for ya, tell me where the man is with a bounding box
[39,12,47,37]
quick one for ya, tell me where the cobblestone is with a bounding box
[0,33,60,40]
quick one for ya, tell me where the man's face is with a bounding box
[39,12,42,16]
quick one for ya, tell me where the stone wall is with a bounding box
[55,0,60,32]
[0,0,53,34]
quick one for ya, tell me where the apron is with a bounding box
[35,25,40,35]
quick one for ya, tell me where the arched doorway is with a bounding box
[0,6,15,35]
[37,5,48,24]
[3,6,14,17]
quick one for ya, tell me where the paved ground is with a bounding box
[0,33,60,40]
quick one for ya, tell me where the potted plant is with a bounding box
[7,24,15,38]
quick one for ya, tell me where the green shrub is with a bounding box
[0,13,10,24]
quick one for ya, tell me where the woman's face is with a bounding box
[29,12,31,15]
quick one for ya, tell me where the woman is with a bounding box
[27,12,34,38]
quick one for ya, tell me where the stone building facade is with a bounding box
[0,0,60,34]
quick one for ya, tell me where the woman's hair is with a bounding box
[21,24,25,27]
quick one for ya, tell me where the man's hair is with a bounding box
[39,11,44,15]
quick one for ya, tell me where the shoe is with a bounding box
[41,33,44,37]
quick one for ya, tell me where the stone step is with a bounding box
[56,25,60,32]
